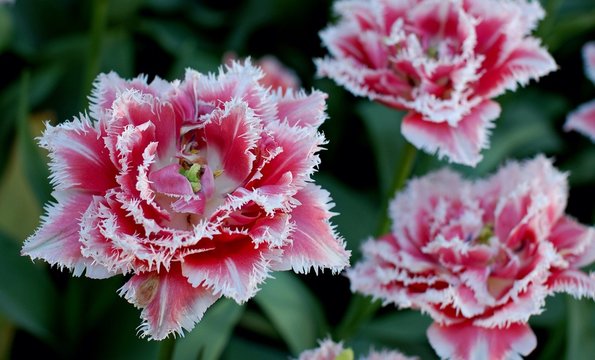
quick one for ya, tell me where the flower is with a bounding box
[224,53,301,92]
[347,156,595,359]
[316,0,556,166]
[297,339,417,360]
[22,61,350,340]
[564,42,595,141]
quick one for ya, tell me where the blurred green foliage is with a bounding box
[0,0,594,359]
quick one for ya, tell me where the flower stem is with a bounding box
[158,336,176,360]
[84,0,109,106]
[335,141,416,340]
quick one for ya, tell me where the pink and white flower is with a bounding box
[564,42,595,142]
[316,0,557,166]
[347,156,595,359]
[224,53,301,92]
[22,61,350,340]
[297,338,417,360]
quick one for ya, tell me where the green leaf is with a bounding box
[357,310,432,343]
[17,72,52,206]
[0,7,13,52]
[254,272,328,355]
[356,102,408,196]
[172,299,244,360]
[566,296,595,360]
[0,231,58,345]
[222,336,287,360]
[101,30,135,77]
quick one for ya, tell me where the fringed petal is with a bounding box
[119,264,219,340]
[401,100,500,166]
[274,184,350,274]
[547,270,595,300]
[40,116,116,193]
[273,89,328,128]
[583,41,595,84]
[427,322,536,360]
[181,235,282,302]
[549,216,595,268]
[564,100,595,143]
[22,192,111,278]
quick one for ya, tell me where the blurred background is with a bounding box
[0,0,594,359]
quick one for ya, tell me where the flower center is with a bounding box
[476,223,494,245]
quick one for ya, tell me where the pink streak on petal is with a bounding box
[427,322,537,360]
[401,100,500,166]
[181,235,279,302]
[278,184,350,274]
[21,193,103,277]
[549,216,595,268]
[564,100,595,143]
[474,38,557,98]
[257,56,301,91]
[149,163,193,195]
[204,101,259,191]
[119,264,219,340]
[297,338,345,360]
[583,42,595,84]
[275,90,328,128]
[547,270,595,300]
[41,119,117,193]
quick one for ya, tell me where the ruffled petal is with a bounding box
[181,235,282,302]
[40,116,116,193]
[564,100,595,143]
[547,269,595,300]
[203,99,260,193]
[427,322,536,360]
[549,215,595,268]
[118,264,219,340]
[401,100,500,166]
[274,184,350,274]
[273,89,328,128]
[21,192,111,278]
[475,38,557,98]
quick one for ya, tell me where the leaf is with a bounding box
[566,296,595,360]
[222,336,287,360]
[0,7,13,53]
[172,299,244,360]
[356,102,408,196]
[357,310,432,343]
[0,231,58,345]
[254,272,328,355]
[17,72,52,206]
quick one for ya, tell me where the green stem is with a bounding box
[378,141,417,235]
[335,141,417,340]
[84,0,109,106]
[158,336,176,360]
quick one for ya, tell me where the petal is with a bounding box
[118,264,219,340]
[89,72,172,122]
[181,234,282,302]
[583,42,595,84]
[474,37,557,98]
[427,322,537,360]
[547,269,595,300]
[40,116,117,193]
[401,100,500,166]
[257,55,300,91]
[549,216,595,268]
[564,100,595,143]
[275,184,350,274]
[203,99,260,193]
[22,192,111,278]
[149,163,193,196]
[248,122,325,191]
[297,338,345,360]
[273,89,328,128]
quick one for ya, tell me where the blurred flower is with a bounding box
[224,52,301,92]
[564,42,595,141]
[316,0,556,166]
[22,61,350,340]
[347,156,595,359]
[297,338,417,360]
